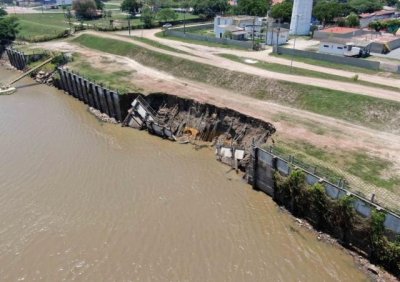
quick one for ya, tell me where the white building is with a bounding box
[289,0,313,35]
[214,16,265,40]
[319,38,371,56]
[266,28,289,45]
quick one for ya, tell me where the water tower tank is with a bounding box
[289,0,313,35]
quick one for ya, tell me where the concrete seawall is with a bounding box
[57,67,126,122]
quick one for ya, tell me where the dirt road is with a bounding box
[142,29,400,85]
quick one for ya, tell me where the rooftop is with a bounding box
[320,27,360,34]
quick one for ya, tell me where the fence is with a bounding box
[250,146,400,235]
[275,46,381,71]
[165,25,254,49]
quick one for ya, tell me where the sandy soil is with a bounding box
[36,31,400,209]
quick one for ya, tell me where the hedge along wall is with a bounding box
[249,147,400,276]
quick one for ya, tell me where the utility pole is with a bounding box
[183,7,186,34]
[290,14,300,73]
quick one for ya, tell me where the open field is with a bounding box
[16,13,70,41]
[13,12,200,42]
[155,31,250,50]
[72,34,400,133]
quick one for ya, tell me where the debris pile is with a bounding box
[35,70,54,84]
[88,107,118,124]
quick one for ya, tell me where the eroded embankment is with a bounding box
[124,93,276,169]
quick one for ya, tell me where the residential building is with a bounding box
[266,28,289,45]
[359,9,397,28]
[214,16,266,40]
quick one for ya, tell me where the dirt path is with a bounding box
[37,35,400,210]
[117,28,400,91]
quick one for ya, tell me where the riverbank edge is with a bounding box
[1,58,398,281]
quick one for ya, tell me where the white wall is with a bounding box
[266,30,289,45]
[319,42,345,55]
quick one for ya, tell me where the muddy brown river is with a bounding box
[0,67,368,281]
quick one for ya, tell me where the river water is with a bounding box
[0,67,368,281]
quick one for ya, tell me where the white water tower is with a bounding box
[289,0,313,35]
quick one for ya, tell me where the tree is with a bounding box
[313,1,344,26]
[141,6,154,28]
[236,0,271,16]
[94,0,104,10]
[157,8,177,22]
[348,0,383,13]
[121,0,142,17]
[73,0,98,19]
[270,1,292,23]
[346,12,360,27]
[369,20,384,31]
[192,0,228,18]
[0,16,19,45]
[0,7,7,17]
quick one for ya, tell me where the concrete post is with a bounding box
[72,74,84,101]
[96,85,110,116]
[57,68,67,91]
[104,89,116,119]
[111,92,122,122]
[71,73,81,99]
[78,76,89,104]
[91,83,102,111]
[252,146,259,191]
[65,71,75,96]
[84,80,96,108]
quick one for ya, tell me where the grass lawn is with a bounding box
[129,36,189,54]
[16,13,70,41]
[219,53,400,92]
[155,31,250,50]
[187,28,215,37]
[103,3,121,9]
[68,54,140,93]
[270,52,380,75]
[72,34,400,133]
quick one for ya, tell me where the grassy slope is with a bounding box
[271,52,400,79]
[219,53,400,92]
[72,34,400,133]
[16,13,69,41]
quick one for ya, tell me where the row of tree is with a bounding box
[0,7,18,48]
[270,0,395,27]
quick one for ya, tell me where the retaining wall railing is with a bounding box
[57,67,123,122]
[250,146,400,235]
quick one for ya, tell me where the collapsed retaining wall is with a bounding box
[124,93,276,168]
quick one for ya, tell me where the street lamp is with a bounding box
[290,14,301,73]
